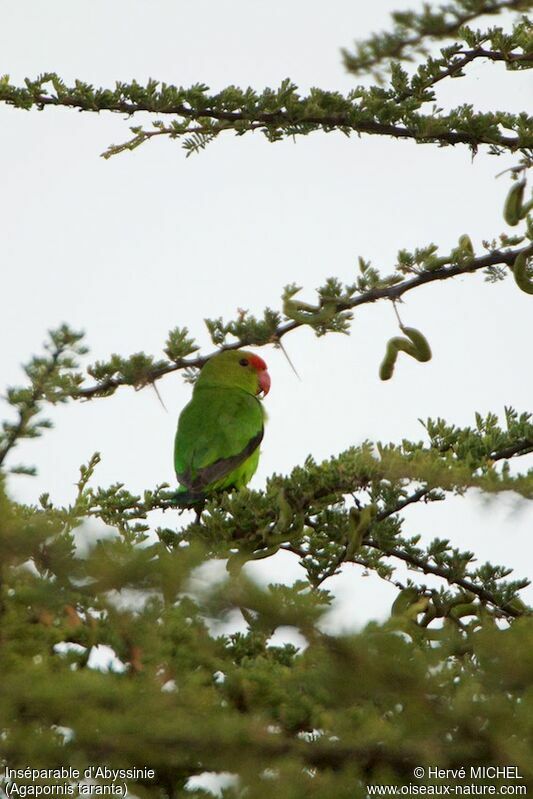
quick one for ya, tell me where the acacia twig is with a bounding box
[74,243,531,400]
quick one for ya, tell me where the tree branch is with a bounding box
[490,438,533,460]
[341,0,531,75]
[286,436,533,619]
[395,47,533,104]
[1,73,531,159]
[363,537,528,618]
[0,351,60,469]
[74,242,531,400]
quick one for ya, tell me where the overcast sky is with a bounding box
[1,0,532,632]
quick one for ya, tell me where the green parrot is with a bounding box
[174,350,271,504]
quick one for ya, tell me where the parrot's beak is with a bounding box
[257,369,271,397]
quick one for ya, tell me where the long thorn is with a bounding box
[151,381,168,412]
[276,339,301,380]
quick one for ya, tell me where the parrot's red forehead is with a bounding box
[248,353,267,371]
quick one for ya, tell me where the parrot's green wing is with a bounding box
[174,387,264,495]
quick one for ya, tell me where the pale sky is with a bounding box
[1,0,532,631]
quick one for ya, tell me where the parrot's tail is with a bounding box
[173,487,206,509]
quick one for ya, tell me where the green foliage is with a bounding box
[163,327,199,363]
[2,1,533,795]
[1,5,533,161]
[2,326,533,794]
[204,307,282,347]
[1,466,533,796]
[341,0,532,78]
[0,325,86,473]
[72,193,533,399]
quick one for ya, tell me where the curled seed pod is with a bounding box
[391,588,421,617]
[449,602,478,620]
[520,198,533,219]
[424,255,450,271]
[505,596,529,615]
[275,488,294,533]
[420,604,438,626]
[308,302,338,324]
[226,549,251,576]
[404,596,430,620]
[423,626,448,641]
[512,250,533,295]
[226,543,281,575]
[504,180,526,226]
[379,357,395,381]
[349,507,361,526]
[379,328,432,380]
[346,508,363,559]
[401,326,432,362]
[283,298,337,325]
[450,591,476,605]
[379,337,407,380]
[249,544,281,561]
[457,234,474,255]
[345,504,376,559]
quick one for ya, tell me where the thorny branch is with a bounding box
[282,437,533,619]
[341,0,532,74]
[74,242,532,400]
[0,350,61,468]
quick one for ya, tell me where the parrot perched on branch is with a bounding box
[174,350,271,505]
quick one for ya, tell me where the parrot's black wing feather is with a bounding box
[177,428,263,493]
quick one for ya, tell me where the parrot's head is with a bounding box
[197,350,271,398]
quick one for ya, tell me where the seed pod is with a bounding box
[283,297,337,325]
[423,626,448,641]
[401,327,432,362]
[249,544,281,561]
[520,198,533,219]
[457,234,474,255]
[276,488,294,533]
[345,504,376,559]
[391,588,421,617]
[404,596,430,620]
[449,602,478,619]
[512,250,533,295]
[424,255,450,271]
[379,337,405,380]
[420,605,437,626]
[505,596,528,615]
[226,549,250,576]
[309,302,338,324]
[503,180,526,226]
[379,328,432,380]
[226,543,281,575]
[346,508,363,559]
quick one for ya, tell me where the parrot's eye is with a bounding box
[239,358,249,367]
